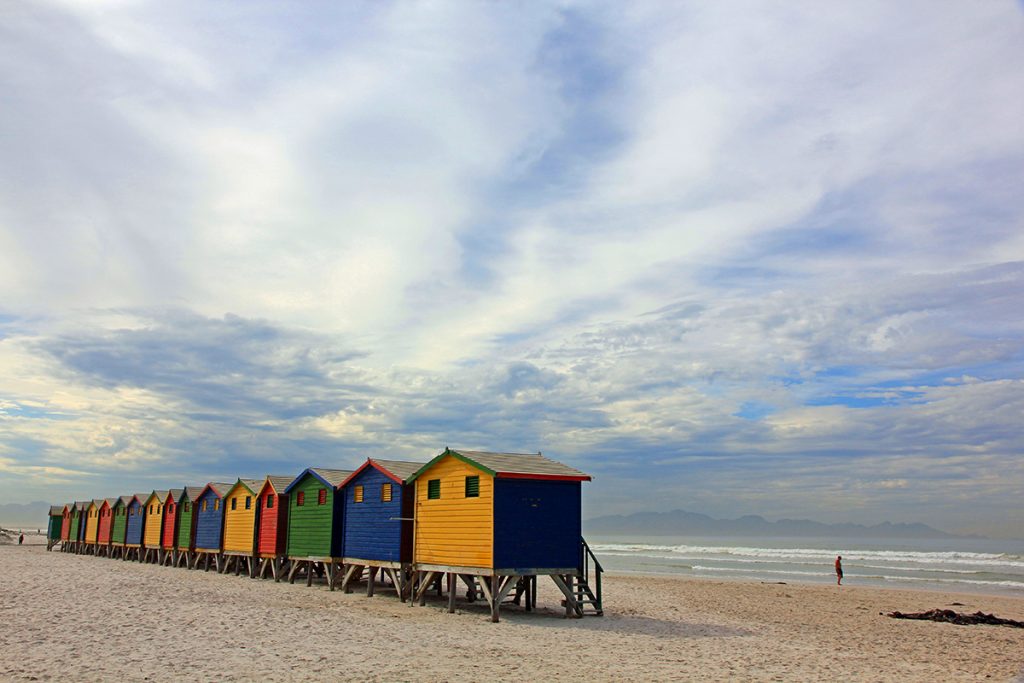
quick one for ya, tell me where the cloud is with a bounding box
[1,1,1022,535]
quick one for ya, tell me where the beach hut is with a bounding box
[408,448,600,621]
[96,498,114,557]
[142,490,169,563]
[193,482,232,571]
[70,501,87,553]
[47,505,64,551]
[174,487,203,568]
[221,478,262,577]
[283,468,352,589]
[123,494,146,561]
[109,496,130,560]
[82,500,100,554]
[58,504,71,551]
[160,489,182,566]
[254,476,292,580]
[338,459,422,598]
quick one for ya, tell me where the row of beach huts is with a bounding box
[45,448,603,622]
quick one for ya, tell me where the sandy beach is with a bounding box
[2,538,1023,681]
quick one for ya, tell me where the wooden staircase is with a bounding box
[573,537,603,616]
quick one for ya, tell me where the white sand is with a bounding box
[2,543,1023,681]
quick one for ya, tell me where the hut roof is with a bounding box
[104,498,117,507]
[49,505,64,516]
[199,482,234,499]
[179,486,205,502]
[284,467,352,493]
[166,489,183,502]
[409,448,591,482]
[341,459,425,487]
[118,495,137,507]
[90,499,103,508]
[74,501,89,511]
[236,478,263,495]
[145,490,170,505]
[260,475,293,495]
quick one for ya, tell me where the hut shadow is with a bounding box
[421,598,751,639]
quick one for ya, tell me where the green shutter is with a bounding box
[427,479,441,499]
[465,475,480,498]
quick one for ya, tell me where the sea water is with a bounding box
[587,535,1024,596]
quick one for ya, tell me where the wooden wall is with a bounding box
[143,496,163,548]
[493,479,581,570]
[161,497,177,548]
[97,503,112,544]
[111,503,127,544]
[222,485,257,553]
[414,455,493,568]
[286,475,342,558]
[194,490,225,551]
[176,498,196,550]
[342,468,412,563]
[85,504,99,544]
[256,488,287,557]
[125,501,144,545]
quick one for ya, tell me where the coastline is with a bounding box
[3,542,1023,681]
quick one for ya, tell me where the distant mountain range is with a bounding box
[584,509,981,540]
[0,501,52,529]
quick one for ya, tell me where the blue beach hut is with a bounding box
[124,494,145,561]
[193,482,232,571]
[338,459,422,597]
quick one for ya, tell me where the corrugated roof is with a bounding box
[118,495,134,507]
[312,468,352,488]
[409,449,591,481]
[261,475,293,494]
[180,487,205,502]
[146,490,170,504]
[370,459,426,483]
[204,482,234,498]
[91,499,103,508]
[104,498,117,507]
[75,501,89,510]
[228,478,263,495]
[166,489,183,501]
[49,505,64,515]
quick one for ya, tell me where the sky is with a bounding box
[1,1,1022,537]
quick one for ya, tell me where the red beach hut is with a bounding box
[255,475,292,580]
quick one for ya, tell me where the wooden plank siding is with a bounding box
[84,501,99,544]
[161,490,181,549]
[414,454,494,568]
[194,484,232,552]
[256,477,291,557]
[143,492,168,549]
[222,479,261,554]
[125,498,145,546]
[69,506,80,542]
[97,500,114,545]
[60,507,71,541]
[285,470,348,558]
[341,465,413,564]
[110,498,128,545]
[175,488,202,551]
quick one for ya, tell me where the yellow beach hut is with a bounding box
[142,490,169,563]
[83,499,101,555]
[221,478,262,577]
[408,448,600,621]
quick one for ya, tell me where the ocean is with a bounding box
[588,535,1024,596]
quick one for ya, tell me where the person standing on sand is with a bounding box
[835,555,843,585]
[19,534,24,545]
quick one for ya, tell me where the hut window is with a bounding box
[201,500,208,512]
[245,496,251,510]
[184,502,190,512]
[427,479,441,500]
[231,498,237,511]
[354,486,364,503]
[317,489,327,505]
[465,475,480,498]
[214,499,220,511]
[381,483,392,502]
[266,496,274,509]
[297,491,305,506]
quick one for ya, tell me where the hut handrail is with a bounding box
[579,536,603,613]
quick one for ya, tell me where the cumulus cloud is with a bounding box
[1,1,1022,535]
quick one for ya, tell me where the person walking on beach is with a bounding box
[19,533,24,545]
[835,555,843,585]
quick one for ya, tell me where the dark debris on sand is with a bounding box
[886,608,1024,628]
